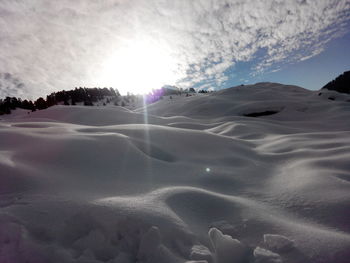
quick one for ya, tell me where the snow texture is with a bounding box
[209,228,247,263]
[253,247,282,263]
[263,234,294,252]
[1,82,350,263]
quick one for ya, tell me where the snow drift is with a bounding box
[1,82,350,263]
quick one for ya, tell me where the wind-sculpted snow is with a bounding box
[1,83,350,262]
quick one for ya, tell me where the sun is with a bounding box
[97,40,179,95]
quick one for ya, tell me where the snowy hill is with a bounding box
[138,83,343,116]
[1,82,350,263]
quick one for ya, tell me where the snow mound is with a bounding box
[209,228,247,263]
[263,234,294,252]
[253,247,282,263]
[190,244,213,262]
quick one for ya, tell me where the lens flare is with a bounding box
[97,39,180,95]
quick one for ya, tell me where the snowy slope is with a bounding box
[1,82,350,263]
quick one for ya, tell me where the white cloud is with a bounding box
[0,0,349,98]
[0,72,29,98]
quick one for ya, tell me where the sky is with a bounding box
[0,0,349,99]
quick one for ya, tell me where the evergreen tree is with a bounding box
[35,97,48,110]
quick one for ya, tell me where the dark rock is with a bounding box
[244,110,279,117]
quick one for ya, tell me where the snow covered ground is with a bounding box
[1,82,350,263]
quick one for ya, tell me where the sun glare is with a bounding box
[97,40,179,95]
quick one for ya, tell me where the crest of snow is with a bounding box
[190,244,213,263]
[209,228,247,263]
[263,234,294,252]
[253,246,282,263]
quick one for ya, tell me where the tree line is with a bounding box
[0,86,212,115]
[0,87,119,115]
[322,70,350,94]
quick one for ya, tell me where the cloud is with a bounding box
[0,72,29,98]
[0,0,349,97]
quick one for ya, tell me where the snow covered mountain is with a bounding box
[0,82,350,263]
